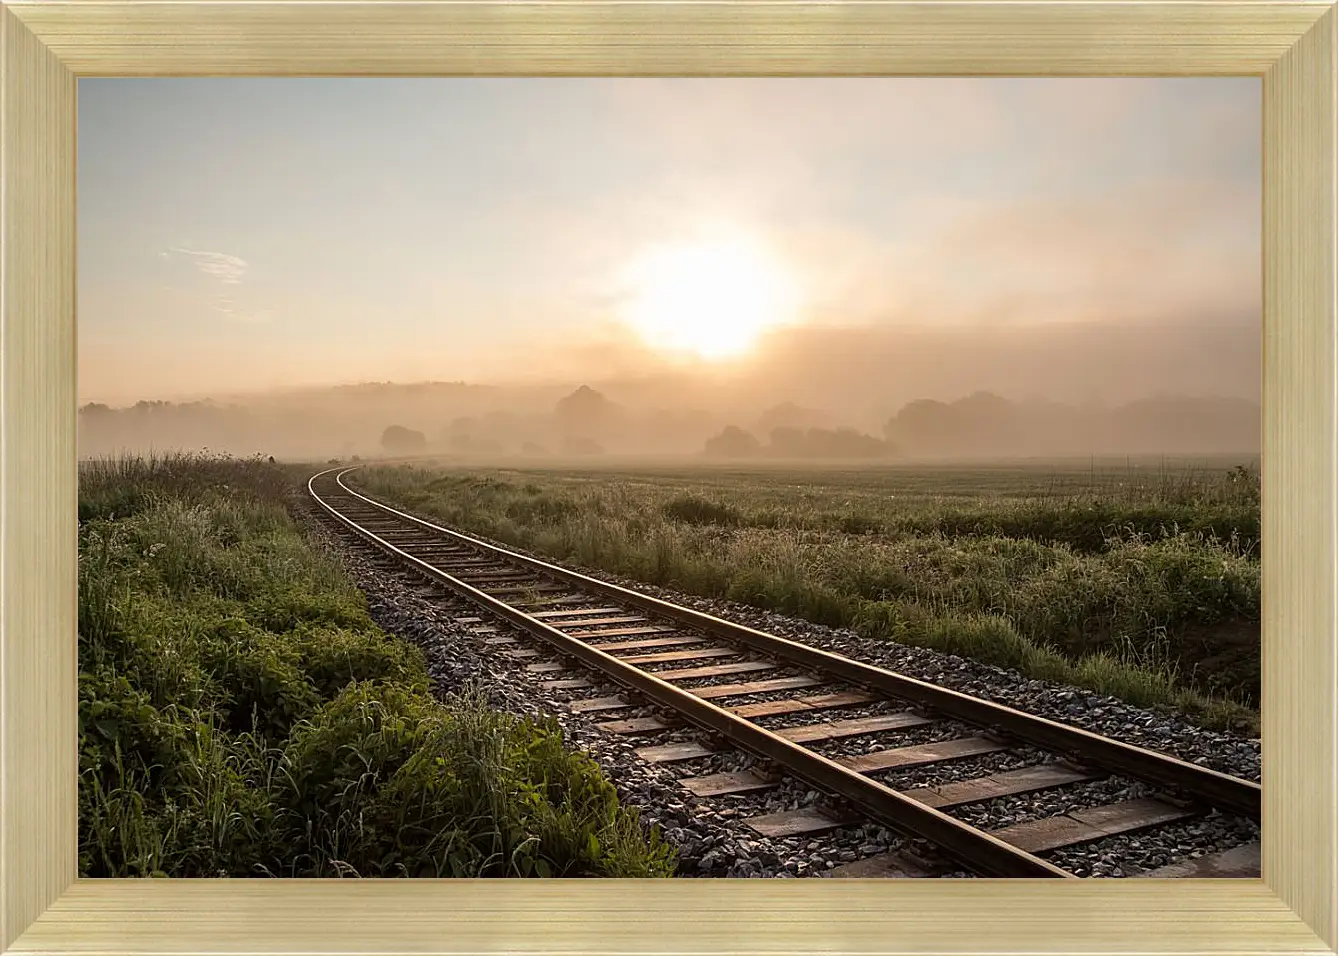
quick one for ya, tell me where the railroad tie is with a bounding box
[690,676,824,700]
[568,695,631,714]
[728,691,877,719]
[988,798,1195,854]
[595,715,674,735]
[681,770,778,797]
[635,740,717,763]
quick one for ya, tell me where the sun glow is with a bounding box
[622,235,798,360]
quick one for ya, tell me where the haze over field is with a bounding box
[79,78,1261,460]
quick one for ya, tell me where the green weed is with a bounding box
[356,461,1260,732]
[78,452,675,878]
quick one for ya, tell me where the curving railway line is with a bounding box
[308,466,1261,880]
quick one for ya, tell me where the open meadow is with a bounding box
[354,457,1261,733]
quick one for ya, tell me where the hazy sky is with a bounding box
[78,78,1260,405]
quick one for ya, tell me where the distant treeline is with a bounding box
[702,392,1260,460]
[79,386,1259,462]
[77,386,708,460]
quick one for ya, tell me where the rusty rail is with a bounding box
[309,467,1075,878]
[319,466,1260,822]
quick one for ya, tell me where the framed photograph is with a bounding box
[2,2,1334,955]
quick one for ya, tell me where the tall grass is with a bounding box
[357,463,1260,732]
[78,453,675,878]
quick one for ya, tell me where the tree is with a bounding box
[767,426,807,458]
[703,426,761,458]
[761,425,890,459]
[802,427,890,459]
[445,416,477,438]
[884,399,955,453]
[380,424,426,454]
[554,385,620,438]
[884,392,1017,457]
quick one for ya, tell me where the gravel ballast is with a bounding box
[301,502,918,877]
[297,491,1261,879]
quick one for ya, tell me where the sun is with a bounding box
[622,235,797,360]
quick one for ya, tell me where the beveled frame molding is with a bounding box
[1,2,1334,953]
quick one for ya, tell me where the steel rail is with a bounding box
[323,466,1261,822]
[309,468,1074,879]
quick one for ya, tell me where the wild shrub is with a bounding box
[506,493,579,525]
[353,462,1260,730]
[243,585,373,633]
[280,683,676,877]
[78,523,138,654]
[79,453,674,878]
[660,495,743,527]
[898,499,1260,556]
[837,514,883,536]
[292,624,430,699]
[197,621,320,738]
[78,710,278,877]
[79,668,192,793]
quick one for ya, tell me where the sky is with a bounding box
[77,78,1261,406]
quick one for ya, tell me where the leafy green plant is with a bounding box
[78,452,675,879]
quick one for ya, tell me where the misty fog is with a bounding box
[79,80,1261,464]
[78,316,1260,462]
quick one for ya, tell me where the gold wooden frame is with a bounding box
[2,2,1334,953]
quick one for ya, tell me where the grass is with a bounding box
[78,452,675,878]
[354,459,1260,733]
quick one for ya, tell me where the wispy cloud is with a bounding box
[165,246,248,285]
[159,246,269,321]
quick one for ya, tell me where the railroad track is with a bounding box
[308,466,1261,880]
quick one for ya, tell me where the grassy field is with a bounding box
[78,453,674,878]
[354,458,1261,733]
